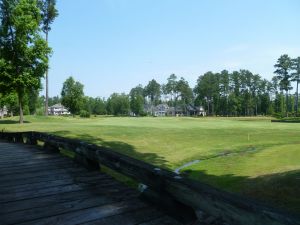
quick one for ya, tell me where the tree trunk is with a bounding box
[18,92,24,124]
[45,31,49,116]
[286,91,289,118]
[207,100,210,116]
[255,103,258,116]
[296,81,299,115]
[280,94,284,117]
[226,96,229,117]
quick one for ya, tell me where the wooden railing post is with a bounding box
[14,133,24,143]
[6,133,14,142]
[44,141,60,153]
[74,144,100,171]
[25,132,37,145]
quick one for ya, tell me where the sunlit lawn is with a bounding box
[0,115,299,213]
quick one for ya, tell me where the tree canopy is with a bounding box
[0,0,51,123]
[61,76,84,115]
[274,54,293,117]
[144,79,161,105]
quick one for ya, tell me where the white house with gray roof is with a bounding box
[48,103,70,115]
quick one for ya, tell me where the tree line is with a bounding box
[47,54,299,118]
[1,54,299,119]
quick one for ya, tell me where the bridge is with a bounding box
[0,132,299,225]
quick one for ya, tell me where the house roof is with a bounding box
[154,104,169,111]
[50,103,65,108]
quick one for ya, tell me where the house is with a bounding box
[0,106,8,118]
[154,104,169,116]
[167,106,184,116]
[170,104,206,116]
[196,106,206,116]
[144,104,154,115]
[144,104,170,116]
[48,103,70,115]
[144,103,206,117]
[186,105,206,116]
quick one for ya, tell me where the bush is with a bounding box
[138,111,148,117]
[22,105,30,115]
[80,110,90,118]
[35,107,44,116]
[272,112,284,119]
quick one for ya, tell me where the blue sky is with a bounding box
[46,0,300,98]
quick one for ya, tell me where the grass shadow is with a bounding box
[183,169,300,215]
[53,130,169,169]
[44,130,300,217]
[0,120,30,124]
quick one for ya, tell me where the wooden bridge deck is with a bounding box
[0,141,181,225]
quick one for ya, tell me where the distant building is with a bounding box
[167,106,183,116]
[167,105,206,116]
[196,106,206,116]
[145,103,206,117]
[144,104,154,115]
[154,104,169,116]
[0,106,8,118]
[48,103,70,115]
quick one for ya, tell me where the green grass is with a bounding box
[183,144,300,213]
[0,115,299,213]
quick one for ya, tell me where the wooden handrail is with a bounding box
[0,131,299,225]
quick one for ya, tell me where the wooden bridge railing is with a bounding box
[0,131,299,225]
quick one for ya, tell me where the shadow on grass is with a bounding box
[0,120,30,124]
[183,169,300,215]
[53,130,169,169]
[45,130,300,216]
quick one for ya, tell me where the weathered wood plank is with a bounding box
[0,150,56,160]
[0,157,71,171]
[0,139,182,225]
[0,171,109,193]
[0,175,115,202]
[0,170,106,188]
[1,185,133,214]
[0,160,75,176]
[0,167,88,183]
[17,200,148,225]
[138,215,182,225]
[2,189,139,225]
[0,155,63,168]
[80,207,165,225]
[0,148,52,157]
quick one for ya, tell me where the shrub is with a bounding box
[139,111,148,117]
[35,107,44,116]
[272,112,284,119]
[80,110,90,118]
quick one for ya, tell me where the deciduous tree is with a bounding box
[106,93,130,116]
[61,76,84,115]
[130,85,144,116]
[0,0,51,123]
[144,79,161,106]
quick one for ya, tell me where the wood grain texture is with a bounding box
[0,141,181,225]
